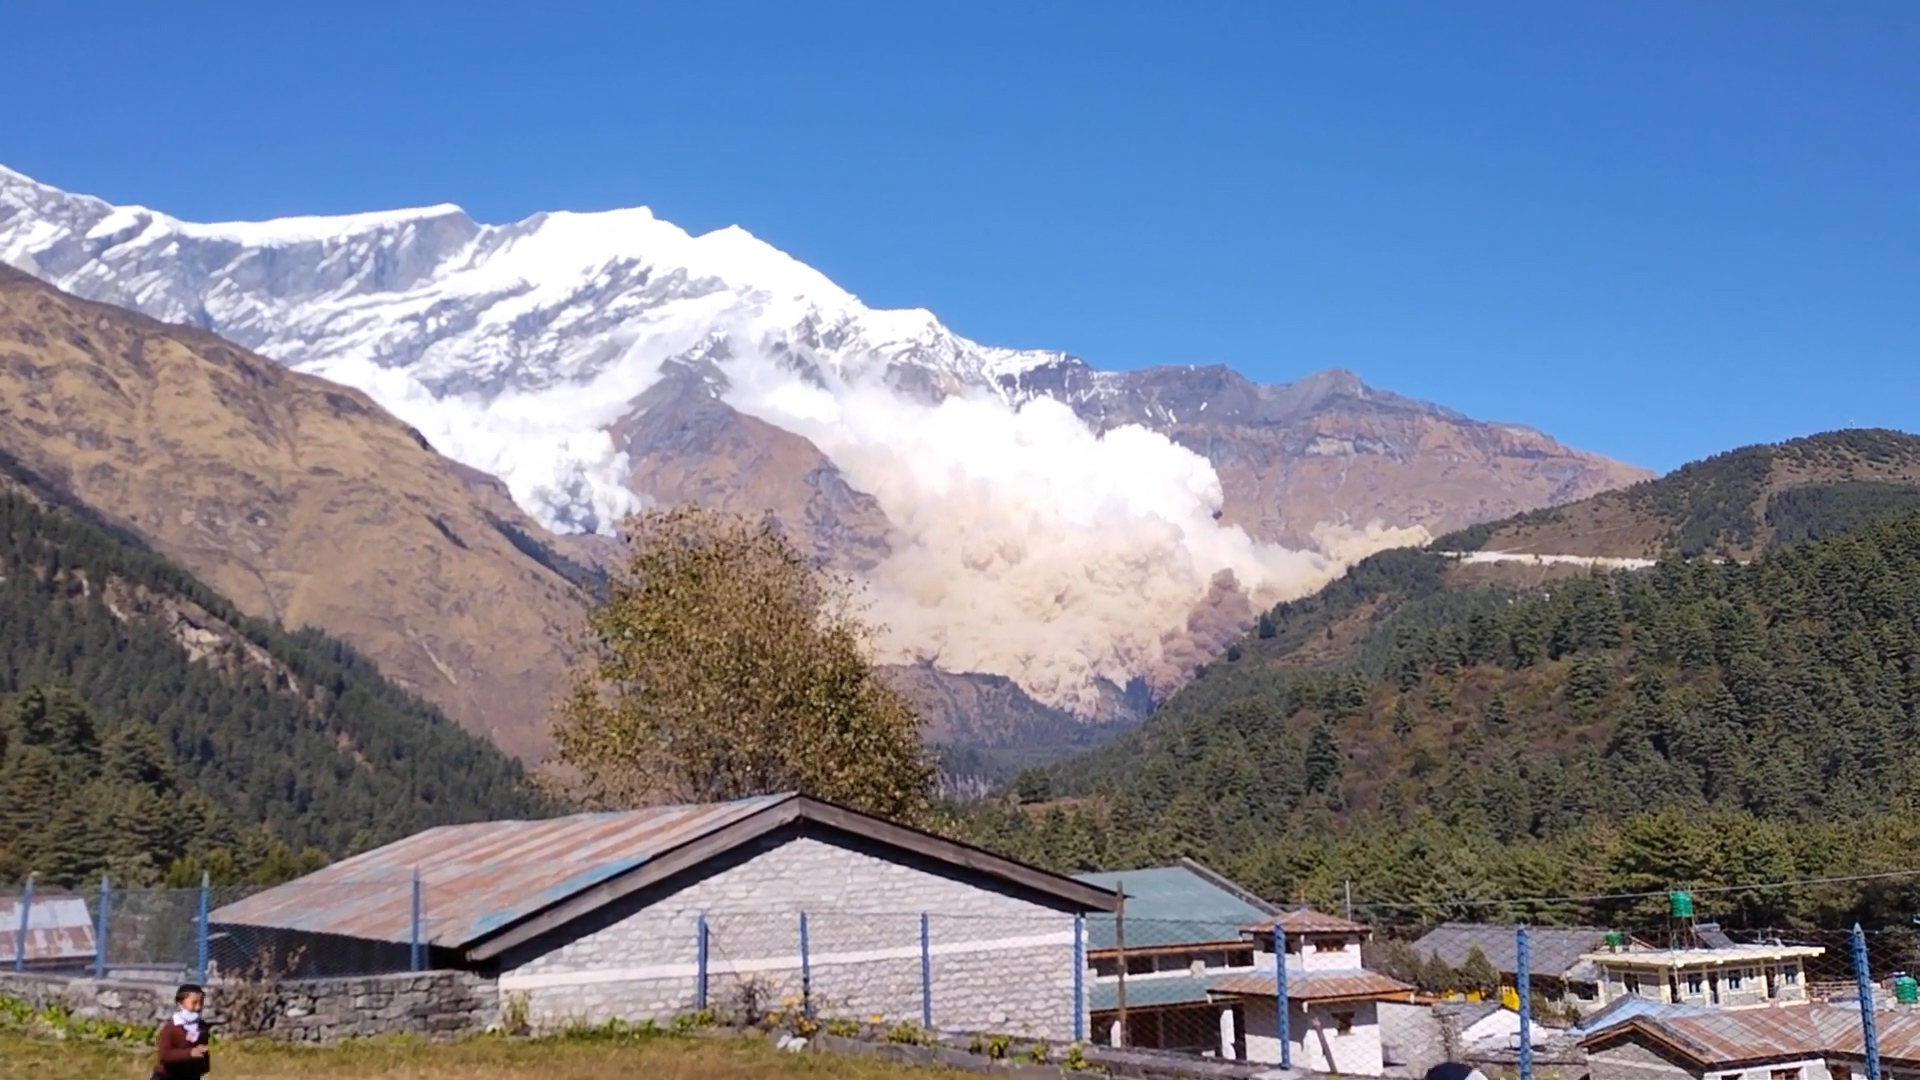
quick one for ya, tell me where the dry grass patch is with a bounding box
[1,1029,965,1080]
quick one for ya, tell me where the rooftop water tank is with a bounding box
[1894,974,1918,1005]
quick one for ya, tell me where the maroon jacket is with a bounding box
[153,1020,210,1079]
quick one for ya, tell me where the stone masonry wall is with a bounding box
[0,969,494,1042]
[498,834,1082,1039]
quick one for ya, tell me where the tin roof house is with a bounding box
[1409,923,1615,1002]
[1073,859,1279,1055]
[211,793,1117,1039]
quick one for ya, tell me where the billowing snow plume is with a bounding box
[0,164,1432,714]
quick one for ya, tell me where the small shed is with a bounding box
[0,894,95,970]
[211,793,1116,1039]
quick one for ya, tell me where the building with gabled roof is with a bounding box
[1072,859,1277,1054]
[1410,922,1615,1003]
[1205,906,1416,1074]
[212,793,1116,1039]
[1580,1002,1920,1080]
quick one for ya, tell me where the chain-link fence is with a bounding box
[10,872,1920,1080]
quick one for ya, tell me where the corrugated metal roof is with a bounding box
[1074,865,1271,951]
[1089,974,1221,1012]
[1411,923,1613,980]
[0,896,95,963]
[1248,909,1371,935]
[211,794,790,948]
[1582,1004,1920,1065]
[1573,995,1715,1035]
[1209,969,1414,1002]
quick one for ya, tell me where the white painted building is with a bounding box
[1206,908,1415,1075]
[212,794,1117,1040]
[1583,943,1826,1010]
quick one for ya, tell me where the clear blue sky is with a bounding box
[9,1,1917,473]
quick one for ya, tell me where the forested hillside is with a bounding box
[0,453,544,887]
[966,448,1920,932]
[1435,429,1920,560]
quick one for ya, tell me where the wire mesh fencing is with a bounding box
[12,870,1920,1080]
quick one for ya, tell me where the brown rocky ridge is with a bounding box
[0,265,584,760]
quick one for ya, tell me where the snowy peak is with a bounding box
[0,163,1651,725]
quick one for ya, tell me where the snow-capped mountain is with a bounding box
[0,165,1649,719]
[0,162,1074,533]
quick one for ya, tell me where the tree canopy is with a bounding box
[549,507,933,822]
[963,504,1920,939]
[0,462,541,886]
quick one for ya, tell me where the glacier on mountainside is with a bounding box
[0,164,1427,714]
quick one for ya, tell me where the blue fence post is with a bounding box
[1517,925,1534,1080]
[94,874,110,979]
[919,912,933,1031]
[1273,923,1291,1069]
[13,875,33,974]
[695,913,709,1011]
[1072,913,1085,1044]
[799,911,812,1018]
[194,872,210,984]
[1854,923,1883,1080]
[409,869,423,972]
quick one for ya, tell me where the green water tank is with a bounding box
[1669,891,1695,919]
[1893,974,1918,1005]
[1605,931,1626,952]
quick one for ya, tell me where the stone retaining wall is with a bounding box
[0,969,496,1041]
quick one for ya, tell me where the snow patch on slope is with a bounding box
[0,164,1429,713]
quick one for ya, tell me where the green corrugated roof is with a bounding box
[1088,973,1221,1011]
[1073,865,1271,951]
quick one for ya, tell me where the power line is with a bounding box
[1348,866,1920,914]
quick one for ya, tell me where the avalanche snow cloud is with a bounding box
[0,164,1429,714]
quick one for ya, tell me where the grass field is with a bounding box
[2,1028,964,1079]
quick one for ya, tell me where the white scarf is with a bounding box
[172,1009,201,1042]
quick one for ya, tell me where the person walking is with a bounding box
[153,984,210,1079]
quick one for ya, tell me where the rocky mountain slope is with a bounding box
[0,441,541,883]
[0,164,1647,726]
[0,264,586,758]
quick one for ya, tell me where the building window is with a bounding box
[1770,1068,1801,1080]
[1333,1012,1355,1036]
[1126,955,1155,976]
[1227,948,1254,968]
[1314,937,1347,953]
[1728,970,1745,991]
[1687,974,1704,996]
[1625,972,1642,996]
[1783,967,1800,986]
[1093,957,1119,978]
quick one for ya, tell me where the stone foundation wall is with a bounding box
[0,969,496,1041]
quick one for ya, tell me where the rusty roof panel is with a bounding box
[1209,969,1413,1001]
[1585,1004,1920,1066]
[211,793,792,948]
[1243,909,1371,935]
[0,896,96,963]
